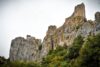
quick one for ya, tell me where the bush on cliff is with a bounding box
[0,34,100,67]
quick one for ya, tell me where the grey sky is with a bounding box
[0,0,100,58]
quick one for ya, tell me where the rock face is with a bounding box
[41,3,100,57]
[41,3,87,56]
[41,25,57,57]
[9,3,100,62]
[72,3,85,18]
[95,12,100,23]
[9,35,41,62]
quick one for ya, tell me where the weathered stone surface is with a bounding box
[9,35,41,62]
[42,3,86,48]
[95,12,100,23]
[72,3,85,18]
[41,3,100,57]
[77,20,96,37]
[9,3,100,62]
[41,25,57,57]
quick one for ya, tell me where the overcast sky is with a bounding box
[0,0,100,58]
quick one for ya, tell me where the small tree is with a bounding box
[65,35,84,59]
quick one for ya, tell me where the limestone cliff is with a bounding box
[9,35,41,62]
[9,3,100,62]
[41,3,100,57]
[72,3,85,17]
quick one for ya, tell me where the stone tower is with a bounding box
[72,3,85,18]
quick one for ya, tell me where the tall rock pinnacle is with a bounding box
[64,3,86,25]
[72,3,85,18]
[95,12,100,23]
[42,3,88,57]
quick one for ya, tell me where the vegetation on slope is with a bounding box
[0,34,100,67]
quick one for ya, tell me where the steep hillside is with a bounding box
[9,3,100,62]
[41,3,100,57]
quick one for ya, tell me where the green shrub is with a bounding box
[72,34,100,67]
[1,34,100,67]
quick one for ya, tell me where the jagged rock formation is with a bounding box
[41,3,86,56]
[95,12,100,23]
[41,3,100,57]
[9,3,100,62]
[72,3,85,18]
[9,35,41,62]
[95,12,100,32]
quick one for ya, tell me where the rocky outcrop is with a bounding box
[41,25,57,57]
[41,3,86,56]
[95,12,100,32]
[9,35,41,62]
[41,3,100,57]
[95,12,100,23]
[72,3,85,18]
[9,3,100,62]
